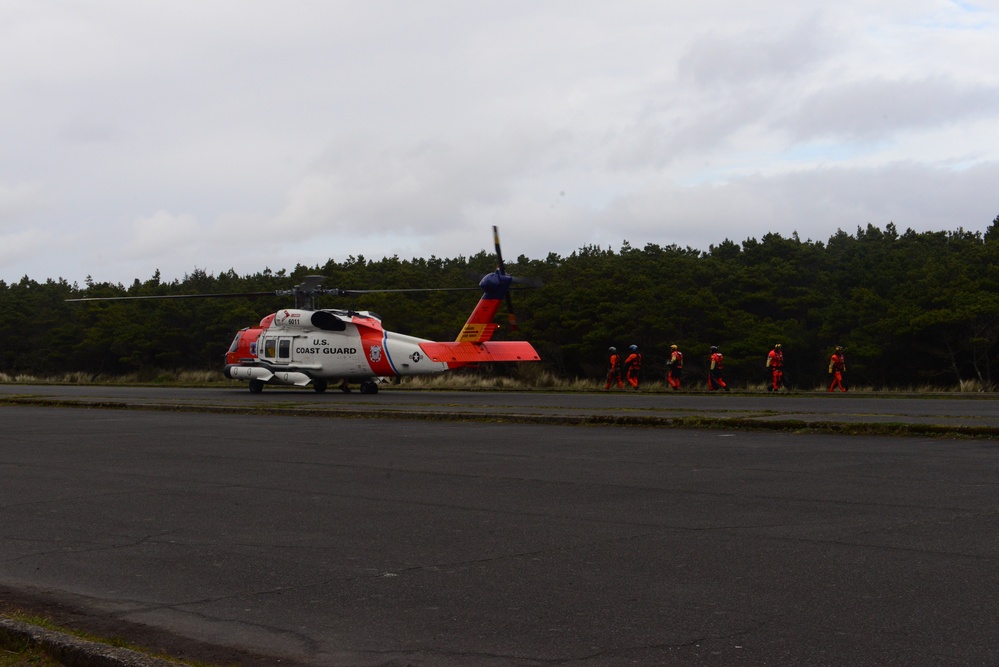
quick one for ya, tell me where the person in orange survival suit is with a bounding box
[665,344,683,389]
[708,345,729,391]
[605,347,624,390]
[828,346,847,392]
[766,343,784,391]
[624,344,642,389]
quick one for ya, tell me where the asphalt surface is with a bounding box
[1,389,998,665]
[4,384,999,430]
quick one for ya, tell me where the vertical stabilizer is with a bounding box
[455,271,508,342]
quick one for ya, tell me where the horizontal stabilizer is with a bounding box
[419,341,540,364]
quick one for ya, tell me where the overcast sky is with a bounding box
[2,1,998,285]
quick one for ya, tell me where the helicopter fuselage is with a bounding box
[224,308,451,389]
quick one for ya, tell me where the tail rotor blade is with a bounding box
[494,226,517,328]
[511,275,543,288]
[493,225,506,274]
[505,292,518,331]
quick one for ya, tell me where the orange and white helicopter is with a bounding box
[69,227,540,394]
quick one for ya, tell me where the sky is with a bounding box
[2,1,998,285]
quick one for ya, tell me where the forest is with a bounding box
[3,218,999,390]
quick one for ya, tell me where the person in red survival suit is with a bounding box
[708,345,729,391]
[605,346,623,390]
[766,343,784,391]
[828,346,847,392]
[665,344,683,390]
[624,344,642,389]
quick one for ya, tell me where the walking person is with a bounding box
[605,347,623,390]
[708,346,728,391]
[828,346,847,392]
[665,344,683,390]
[766,343,784,391]
[624,345,643,389]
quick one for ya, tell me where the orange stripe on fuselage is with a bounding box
[354,314,397,376]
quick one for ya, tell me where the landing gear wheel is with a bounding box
[248,379,264,394]
[313,379,328,393]
[359,380,379,394]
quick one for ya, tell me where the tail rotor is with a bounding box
[492,226,520,330]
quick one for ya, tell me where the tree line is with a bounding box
[3,218,999,390]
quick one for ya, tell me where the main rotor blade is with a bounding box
[66,291,276,302]
[336,287,482,295]
[66,286,484,303]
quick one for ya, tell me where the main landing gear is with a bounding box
[323,379,378,394]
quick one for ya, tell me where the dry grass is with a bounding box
[399,371,596,391]
[0,370,228,386]
[958,378,989,392]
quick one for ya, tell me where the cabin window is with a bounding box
[263,339,276,358]
[279,339,291,359]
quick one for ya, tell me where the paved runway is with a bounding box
[3,384,999,430]
[1,400,997,665]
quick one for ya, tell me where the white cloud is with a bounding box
[0,228,57,278]
[782,78,999,142]
[119,210,201,261]
[0,183,45,230]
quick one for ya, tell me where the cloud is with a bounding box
[273,124,572,238]
[0,183,45,230]
[0,228,57,276]
[677,15,832,88]
[591,160,999,248]
[782,77,999,142]
[119,210,201,261]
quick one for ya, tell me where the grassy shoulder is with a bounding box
[0,612,188,666]
[0,634,62,667]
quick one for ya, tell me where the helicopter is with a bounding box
[68,227,541,394]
